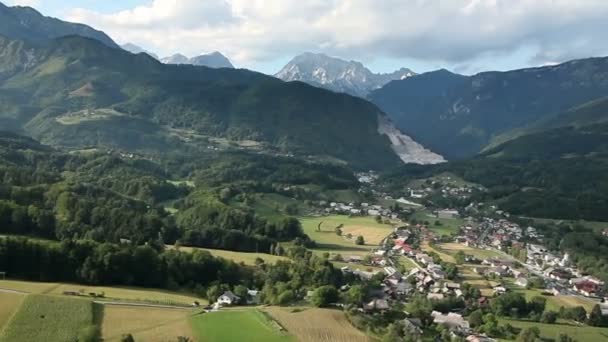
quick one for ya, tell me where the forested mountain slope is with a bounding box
[0,35,401,170]
[369,58,608,159]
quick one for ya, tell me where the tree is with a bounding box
[454,250,466,265]
[468,309,484,328]
[121,334,135,342]
[233,285,248,304]
[588,304,606,327]
[335,226,342,236]
[344,285,365,305]
[406,295,433,326]
[355,236,365,245]
[540,310,557,324]
[206,284,223,303]
[375,215,382,223]
[558,333,576,342]
[516,327,540,342]
[382,322,405,342]
[312,285,339,307]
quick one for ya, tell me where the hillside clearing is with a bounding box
[191,309,294,342]
[300,215,393,258]
[101,305,195,342]
[264,307,372,342]
[169,245,288,265]
[0,294,96,342]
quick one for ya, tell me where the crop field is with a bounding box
[101,305,195,342]
[191,309,294,342]
[264,307,372,342]
[0,280,59,294]
[508,285,596,312]
[0,293,24,332]
[499,318,608,342]
[49,284,204,306]
[171,245,288,265]
[0,279,203,306]
[421,241,455,263]
[459,267,499,297]
[300,215,393,258]
[0,294,96,342]
[438,242,503,260]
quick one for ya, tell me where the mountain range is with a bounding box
[121,43,159,59]
[160,52,234,69]
[0,2,118,48]
[369,59,608,159]
[0,34,443,169]
[276,52,415,97]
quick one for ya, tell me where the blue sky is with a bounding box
[9,0,608,75]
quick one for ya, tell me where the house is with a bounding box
[427,293,445,300]
[217,291,240,305]
[416,253,434,265]
[247,289,260,304]
[466,335,497,342]
[573,281,600,297]
[402,318,423,336]
[437,209,459,219]
[515,277,529,288]
[493,285,508,295]
[364,299,390,312]
[432,311,470,331]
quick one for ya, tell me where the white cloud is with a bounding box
[6,0,41,7]
[64,0,608,71]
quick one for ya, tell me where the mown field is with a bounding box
[191,309,294,342]
[411,210,465,236]
[0,280,204,306]
[171,245,288,265]
[499,318,608,342]
[438,242,503,260]
[102,305,195,342]
[264,307,372,342]
[0,294,97,342]
[0,292,24,333]
[300,215,393,258]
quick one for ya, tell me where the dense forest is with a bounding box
[0,237,352,305]
[0,132,360,252]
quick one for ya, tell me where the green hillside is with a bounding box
[0,35,400,170]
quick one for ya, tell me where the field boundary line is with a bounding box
[95,300,193,310]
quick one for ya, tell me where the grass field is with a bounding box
[438,242,503,260]
[505,283,596,312]
[191,309,294,342]
[0,280,204,306]
[0,293,24,333]
[459,267,499,297]
[172,245,288,265]
[102,305,195,342]
[264,307,372,342]
[0,280,59,294]
[0,294,96,342]
[499,318,608,342]
[411,210,465,236]
[300,215,393,258]
[421,241,455,263]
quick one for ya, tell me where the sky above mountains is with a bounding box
[7,0,608,75]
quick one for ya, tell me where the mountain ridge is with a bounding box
[0,1,118,48]
[0,34,423,170]
[276,52,415,97]
[369,56,608,159]
[161,51,234,68]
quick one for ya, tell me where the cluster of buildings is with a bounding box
[325,201,399,219]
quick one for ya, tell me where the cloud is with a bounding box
[64,0,608,71]
[6,0,41,7]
